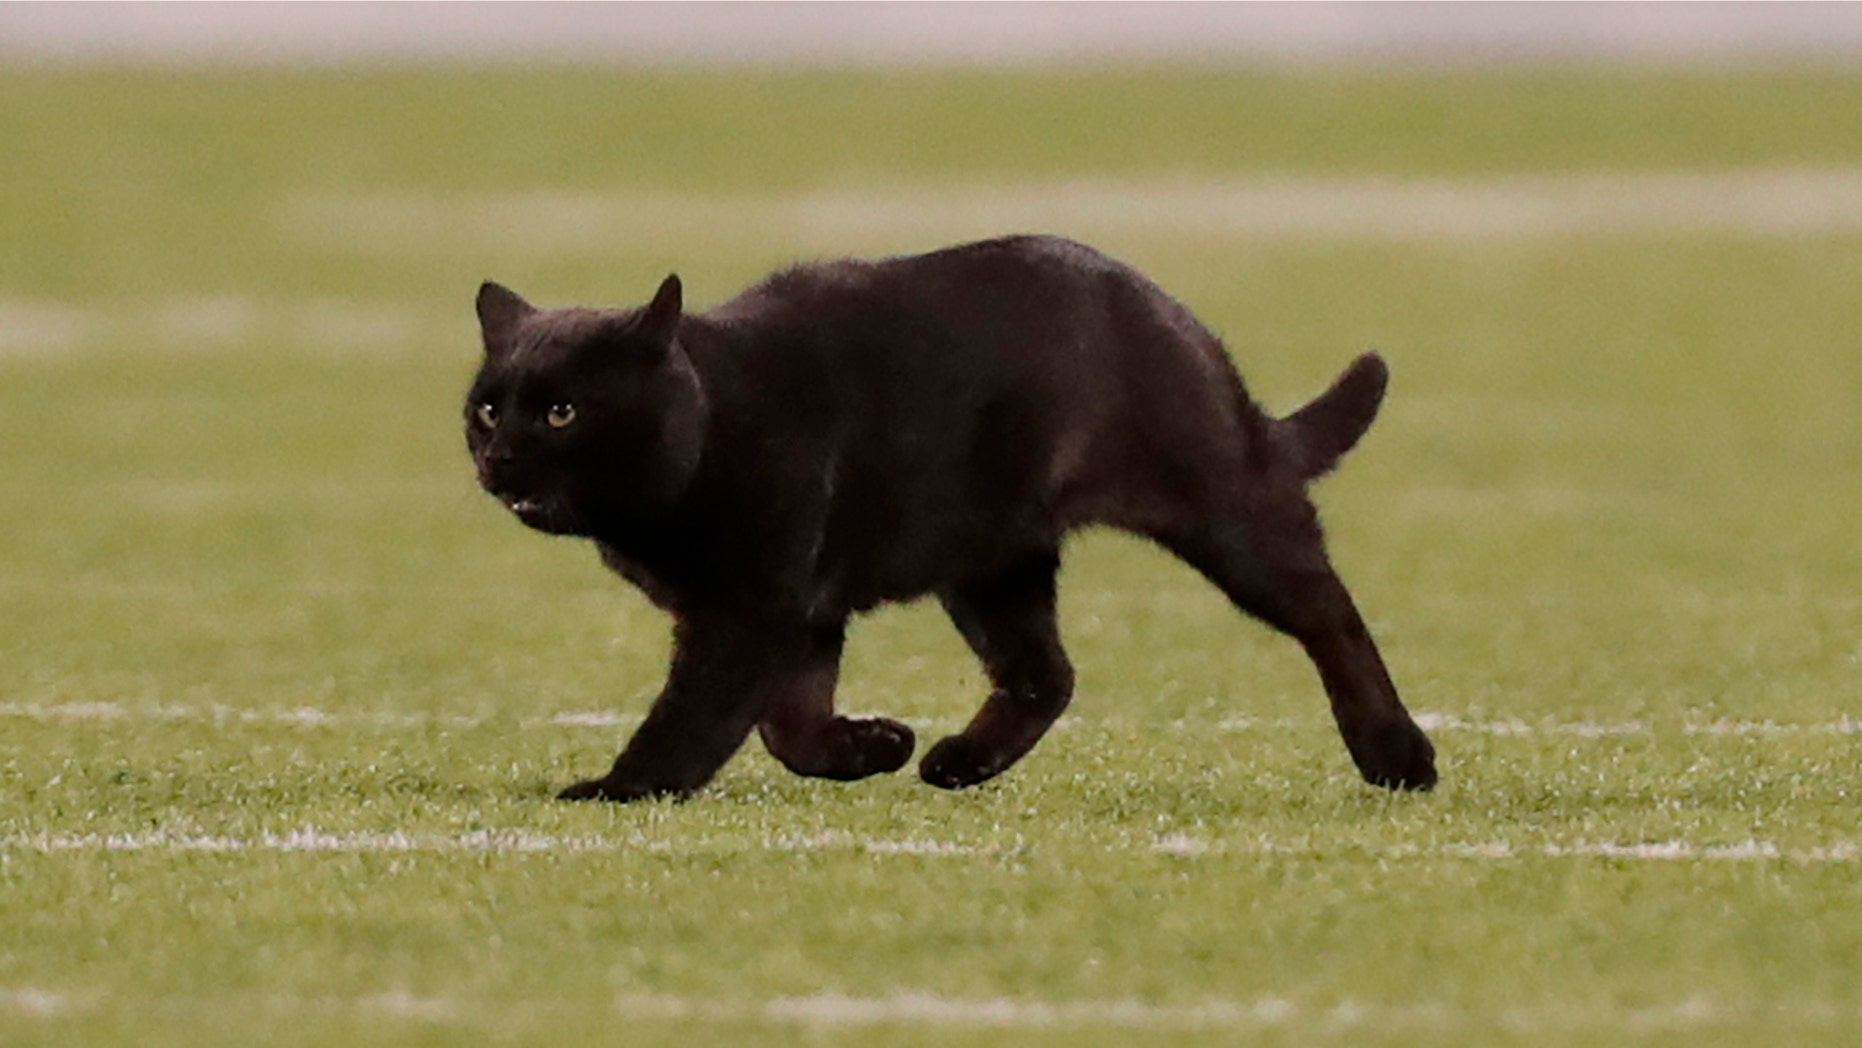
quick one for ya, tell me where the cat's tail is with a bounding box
[1276,351,1388,481]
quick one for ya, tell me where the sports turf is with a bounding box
[2,65,1860,1046]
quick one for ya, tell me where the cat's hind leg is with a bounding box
[757,621,916,781]
[922,552,1074,789]
[1154,498,1436,791]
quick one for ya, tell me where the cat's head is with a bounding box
[465,275,707,536]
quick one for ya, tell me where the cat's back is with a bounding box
[695,235,1248,458]
[706,235,1138,337]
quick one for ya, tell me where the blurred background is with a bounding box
[8,2,1862,64]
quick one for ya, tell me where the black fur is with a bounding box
[465,235,1436,802]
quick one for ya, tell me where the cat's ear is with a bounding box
[592,275,681,363]
[635,274,682,346]
[476,281,534,355]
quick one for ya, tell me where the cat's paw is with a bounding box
[770,716,916,781]
[1349,719,1438,792]
[556,776,681,803]
[555,778,613,802]
[843,716,916,777]
[918,734,1011,790]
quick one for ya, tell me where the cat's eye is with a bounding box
[546,403,577,429]
[474,402,497,428]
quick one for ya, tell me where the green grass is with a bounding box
[3,65,1862,1046]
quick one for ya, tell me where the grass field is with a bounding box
[2,65,1861,1045]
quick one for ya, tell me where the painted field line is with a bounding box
[0,988,68,1018]
[5,700,1859,739]
[1151,834,1862,863]
[0,701,492,729]
[4,829,1857,865]
[282,168,1862,256]
[0,297,435,358]
[616,991,1372,1031]
[768,831,978,856]
[2,830,636,854]
[614,991,1853,1033]
[0,829,971,857]
[6,985,1850,1033]
[1410,712,1648,737]
[14,168,1862,355]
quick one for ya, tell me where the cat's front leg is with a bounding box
[756,619,916,781]
[558,610,806,802]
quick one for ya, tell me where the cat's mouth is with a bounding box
[502,495,576,534]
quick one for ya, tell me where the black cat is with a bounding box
[466,235,1436,802]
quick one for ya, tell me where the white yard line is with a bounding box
[617,991,1320,1031]
[7,984,1849,1032]
[281,168,1862,256]
[11,166,1862,355]
[768,831,978,856]
[5,700,1858,739]
[1410,712,1652,737]
[0,302,88,357]
[0,701,496,729]
[1151,835,1862,863]
[1410,712,1862,738]
[4,830,639,854]
[0,297,434,357]
[0,829,971,857]
[2,828,1856,865]
[0,988,69,1018]
[618,990,1847,1032]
